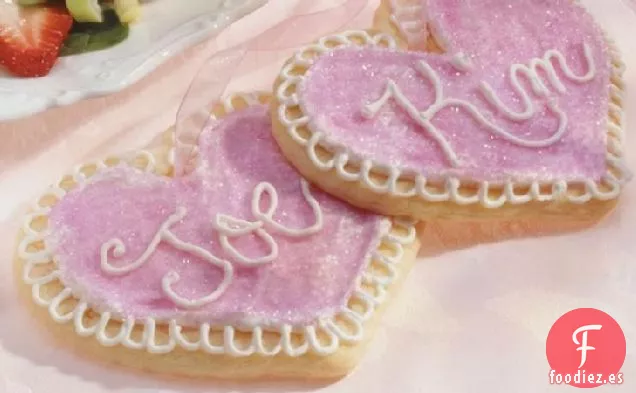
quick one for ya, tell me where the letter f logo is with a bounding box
[572,324,603,368]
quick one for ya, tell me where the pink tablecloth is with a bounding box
[1,1,636,392]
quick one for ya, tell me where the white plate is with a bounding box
[0,0,267,121]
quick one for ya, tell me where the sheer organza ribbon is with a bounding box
[174,0,368,176]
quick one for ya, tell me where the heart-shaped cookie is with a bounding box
[16,94,419,379]
[271,0,629,221]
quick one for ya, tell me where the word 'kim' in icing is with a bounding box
[100,179,323,309]
[361,44,596,167]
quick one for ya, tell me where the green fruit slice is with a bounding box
[16,0,48,6]
[66,0,103,23]
[60,9,129,56]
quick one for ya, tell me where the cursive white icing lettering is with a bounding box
[480,44,596,120]
[101,207,234,309]
[214,215,278,266]
[215,178,323,264]
[361,69,461,166]
[361,45,594,166]
[252,179,323,237]
[450,52,472,72]
[101,179,324,308]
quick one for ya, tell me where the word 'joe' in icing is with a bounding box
[43,104,389,328]
[100,180,323,309]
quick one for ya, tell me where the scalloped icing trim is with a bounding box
[17,92,418,358]
[275,30,631,209]
[386,0,428,48]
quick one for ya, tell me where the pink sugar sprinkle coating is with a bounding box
[299,0,611,183]
[46,105,387,327]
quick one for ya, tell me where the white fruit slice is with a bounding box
[114,0,141,23]
[66,0,103,23]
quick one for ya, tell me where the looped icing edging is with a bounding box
[19,92,418,358]
[387,0,428,48]
[275,30,631,209]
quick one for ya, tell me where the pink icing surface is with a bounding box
[46,105,387,327]
[299,0,611,183]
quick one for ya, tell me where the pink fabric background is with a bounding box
[0,1,635,392]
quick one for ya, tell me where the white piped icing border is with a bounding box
[275,30,631,209]
[18,92,418,357]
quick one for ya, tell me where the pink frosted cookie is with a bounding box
[271,0,630,221]
[16,94,419,380]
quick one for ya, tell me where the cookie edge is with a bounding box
[270,28,629,220]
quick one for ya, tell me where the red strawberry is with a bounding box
[0,4,73,78]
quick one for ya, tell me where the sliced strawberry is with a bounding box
[0,4,73,78]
